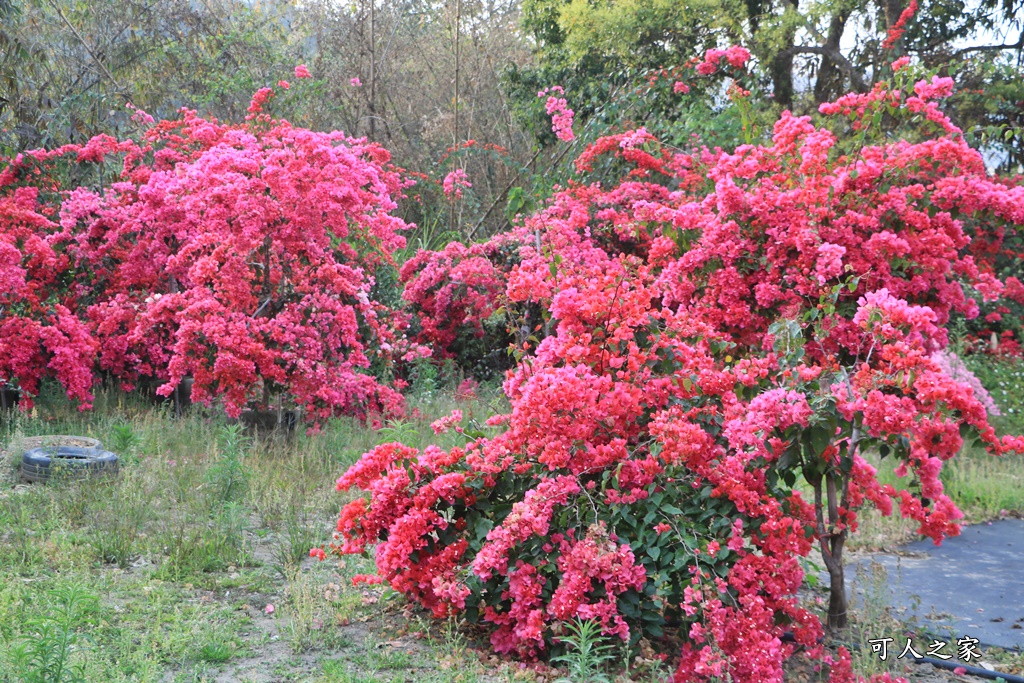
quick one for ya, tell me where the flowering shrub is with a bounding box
[0,144,120,409]
[930,350,1000,416]
[1,81,424,423]
[399,234,520,373]
[324,61,1024,682]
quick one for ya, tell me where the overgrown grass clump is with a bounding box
[0,381,513,683]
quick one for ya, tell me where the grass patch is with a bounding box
[0,382,505,683]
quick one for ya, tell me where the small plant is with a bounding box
[85,487,146,569]
[6,584,98,683]
[375,419,420,446]
[197,638,236,664]
[158,501,250,578]
[551,619,615,683]
[407,357,439,398]
[272,500,321,576]
[207,424,250,508]
[848,561,905,678]
[108,422,139,462]
[0,493,45,569]
[282,567,322,653]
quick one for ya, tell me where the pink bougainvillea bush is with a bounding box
[0,141,126,410]
[399,232,524,375]
[0,82,425,422]
[322,62,1024,682]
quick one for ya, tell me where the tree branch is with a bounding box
[953,31,1024,58]
[47,0,129,100]
[785,46,868,91]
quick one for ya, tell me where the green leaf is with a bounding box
[808,423,834,458]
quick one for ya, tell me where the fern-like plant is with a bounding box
[7,584,98,683]
[551,618,615,683]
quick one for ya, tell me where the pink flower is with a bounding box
[125,102,155,126]
[350,77,362,87]
[673,81,690,94]
[294,64,312,79]
[278,80,291,90]
[619,127,654,150]
[696,61,718,76]
[538,87,575,141]
[430,409,464,434]
[815,242,846,283]
[696,46,750,76]
[265,604,275,615]
[891,56,911,72]
[725,46,751,68]
[914,75,954,101]
[442,169,471,200]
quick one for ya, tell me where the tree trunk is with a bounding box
[814,11,850,104]
[770,0,797,108]
[770,49,795,109]
[827,558,848,629]
[813,468,850,630]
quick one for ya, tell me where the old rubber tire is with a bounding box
[21,447,118,483]
[18,435,102,453]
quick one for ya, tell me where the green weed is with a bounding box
[5,584,98,683]
[271,500,321,576]
[207,424,250,508]
[551,618,615,683]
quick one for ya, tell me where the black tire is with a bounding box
[18,435,102,453]
[21,447,119,483]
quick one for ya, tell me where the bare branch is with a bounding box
[46,0,129,100]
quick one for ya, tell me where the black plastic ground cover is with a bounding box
[830,519,1024,651]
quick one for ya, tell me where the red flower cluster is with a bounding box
[399,237,513,358]
[882,0,919,50]
[695,46,752,75]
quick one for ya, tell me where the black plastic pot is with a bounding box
[136,376,193,415]
[0,386,19,411]
[238,409,299,435]
[19,435,117,483]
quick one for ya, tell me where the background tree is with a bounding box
[508,0,1024,171]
